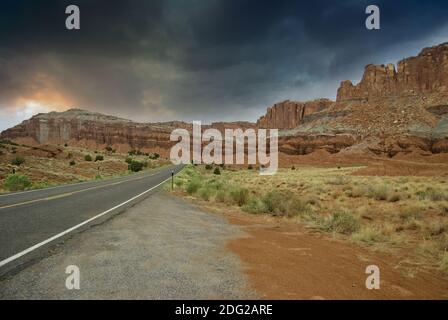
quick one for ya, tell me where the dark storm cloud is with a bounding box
[0,0,448,128]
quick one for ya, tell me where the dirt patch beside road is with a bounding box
[222,210,448,299]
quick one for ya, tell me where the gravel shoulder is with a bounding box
[0,192,255,299]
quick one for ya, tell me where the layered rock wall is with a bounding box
[337,43,448,101]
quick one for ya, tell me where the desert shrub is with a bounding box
[11,156,25,166]
[427,188,447,201]
[291,166,296,170]
[95,155,104,162]
[242,197,266,214]
[213,167,221,175]
[440,252,448,274]
[64,143,68,147]
[403,218,423,231]
[287,197,310,217]
[215,190,228,202]
[438,234,448,252]
[174,178,184,187]
[229,187,250,206]
[368,184,390,201]
[261,190,308,217]
[320,209,360,235]
[426,222,448,237]
[4,174,31,191]
[0,139,18,146]
[148,153,160,160]
[440,202,448,216]
[262,190,288,214]
[69,160,76,166]
[399,205,422,221]
[186,178,201,195]
[205,164,213,170]
[198,187,212,201]
[128,160,144,172]
[347,185,365,198]
[128,149,144,156]
[84,154,93,162]
[326,176,348,185]
[387,192,401,202]
[351,227,388,245]
[248,164,253,170]
[125,157,133,164]
[105,146,113,152]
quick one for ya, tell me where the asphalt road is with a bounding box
[0,164,183,274]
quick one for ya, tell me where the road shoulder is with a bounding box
[0,192,255,299]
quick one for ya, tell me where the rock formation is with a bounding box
[256,99,333,129]
[0,109,256,154]
[337,42,448,101]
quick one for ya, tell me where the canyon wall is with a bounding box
[337,42,448,101]
[256,99,333,129]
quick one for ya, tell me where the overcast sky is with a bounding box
[1,0,448,130]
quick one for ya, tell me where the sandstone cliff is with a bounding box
[256,99,333,129]
[337,42,448,101]
[0,109,258,154]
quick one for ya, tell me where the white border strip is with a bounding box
[0,176,171,268]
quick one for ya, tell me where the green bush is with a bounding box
[69,160,76,166]
[84,154,93,162]
[320,210,360,235]
[213,167,221,175]
[128,149,144,156]
[4,174,31,191]
[229,187,250,206]
[11,156,25,166]
[95,155,104,162]
[125,157,133,164]
[198,187,212,201]
[215,190,228,202]
[242,197,266,214]
[262,190,289,215]
[261,190,308,217]
[369,184,390,201]
[440,252,448,274]
[205,164,213,170]
[128,160,144,172]
[186,178,201,195]
[149,153,160,160]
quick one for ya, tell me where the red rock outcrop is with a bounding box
[0,109,258,154]
[337,42,448,101]
[256,99,333,129]
[0,109,192,154]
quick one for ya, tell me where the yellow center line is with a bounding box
[0,173,157,210]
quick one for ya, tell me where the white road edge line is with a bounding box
[0,176,172,268]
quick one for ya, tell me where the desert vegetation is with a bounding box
[0,140,171,193]
[172,165,448,274]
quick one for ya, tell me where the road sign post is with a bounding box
[171,170,174,190]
